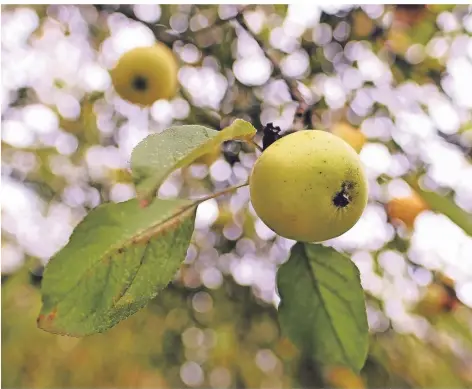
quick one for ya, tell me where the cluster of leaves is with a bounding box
[36,117,370,374]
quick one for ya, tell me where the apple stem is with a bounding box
[249,140,263,153]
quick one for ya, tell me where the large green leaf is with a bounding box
[131,119,257,206]
[405,175,472,236]
[38,198,197,337]
[277,243,369,372]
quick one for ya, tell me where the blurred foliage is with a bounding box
[2,4,472,389]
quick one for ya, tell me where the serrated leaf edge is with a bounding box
[302,244,359,369]
[278,243,367,372]
[134,119,256,205]
[38,202,197,323]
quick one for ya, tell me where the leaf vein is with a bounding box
[312,256,350,283]
[45,203,196,314]
[303,246,351,367]
[317,278,365,334]
[113,244,150,307]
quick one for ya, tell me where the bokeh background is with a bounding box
[2,4,472,389]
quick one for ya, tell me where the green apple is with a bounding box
[249,130,368,242]
[111,44,178,107]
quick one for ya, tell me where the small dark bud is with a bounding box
[29,265,44,288]
[262,123,282,150]
[222,141,241,165]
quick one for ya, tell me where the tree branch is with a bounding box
[95,4,208,53]
[190,5,252,34]
[436,131,472,159]
[234,13,310,128]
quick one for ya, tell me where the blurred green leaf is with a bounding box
[405,176,472,236]
[273,4,288,15]
[38,198,197,337]
[433,311,472,351]
[362,356,412,389]
[371,333,468,388]
[410,19,436,45]
[277,243,369,372]
[130,119,257,205]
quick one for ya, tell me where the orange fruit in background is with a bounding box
[386,29,412,56]
[393,5,428,28]
[325,366,365,389]
[415,283,457,317]
[352,11,374,38]
[387,192,429,229]
[110,44,178,107]
[331,122,366,153]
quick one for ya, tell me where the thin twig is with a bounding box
[234,13,310,128]
[195,182,249,203]
[96,5,210,53]
[366,13,472,160]
[191,5,252,34]
[179,87,223,129]
[249,139,263,152]
[436,131,472,159]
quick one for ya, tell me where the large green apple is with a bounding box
[249,130,368,242]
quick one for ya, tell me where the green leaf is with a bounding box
[131,119,257,206]
[371,333,467,388]
[405,175,472,236]
[38,198,197,337]
[277,243,369,372]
